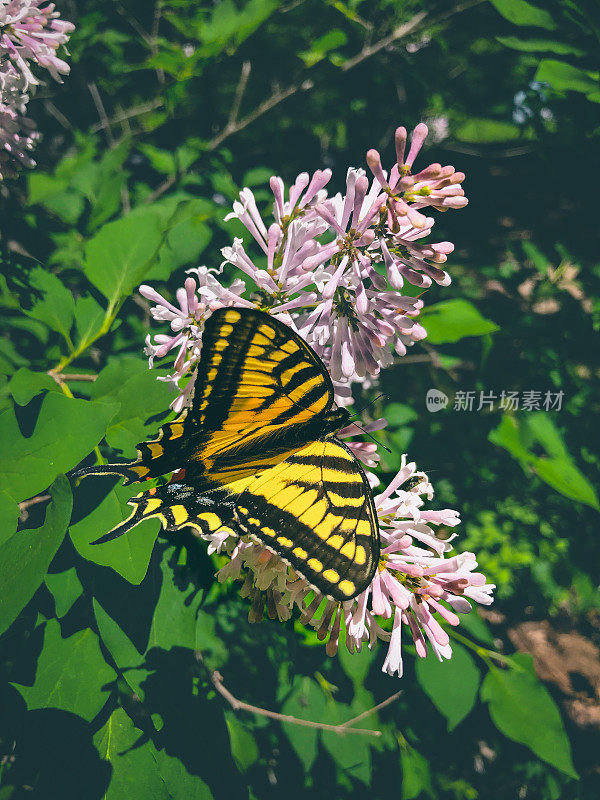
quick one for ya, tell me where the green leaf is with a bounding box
[27,268,75,343]
[94,707,213,799]
[83,210,164,309]
[454,117,523,143]
[225,713,259,772]
[415,643,480,730]
[13,619,116,721]
[93,598,150,699]
[73,294,106,348]
[400,744,435,799]
[8,367,59,405]
[70,482,159,584]
[0,393,119,503]
[457,608,495,646]
[481,664,578,777]
[420,299,499,344]
[280,677,327,772]
[496,36,584,55]
[147,551,203,650]
[0,476,71,637]
[90,357,173,455]
[0,489,20,546]
[535,59,599,97]
[45,567,83,618]
[489,414,599,509]
[384,402,418,427]
[489,0,556,29]
[320,696,372,784]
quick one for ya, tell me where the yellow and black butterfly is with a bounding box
[73,307,380,601]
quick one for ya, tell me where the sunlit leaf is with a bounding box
[481,660,578,777]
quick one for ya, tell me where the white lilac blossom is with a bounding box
[0,0,74,87]
[0,62,37,179]
[202,456,494,675]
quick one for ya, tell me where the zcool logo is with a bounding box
[426,389,449,412]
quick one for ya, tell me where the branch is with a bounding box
[197,653,400,736]
[48,370,98,385]
[88,82,131,213]
[340,11,427,71]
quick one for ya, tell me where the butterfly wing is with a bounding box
[92,437,379,603]
[233,439,380,601]
[73,307,334,485]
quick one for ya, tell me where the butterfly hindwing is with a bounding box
[232,439,379,601]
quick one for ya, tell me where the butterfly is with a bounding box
[73,307,380,601]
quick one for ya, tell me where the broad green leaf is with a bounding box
[535,59,599,97]
[481,664,577,777]
[0,393,118,502]
[489,414,599,509]
[90,357,172,455]
[0,489,20,545]
[73,294,106,348]
[280,677,327,772]
[0,476,71,636]
[93,598,151,699]
[94,707,213,800]
[415,643,480,730]
[420,299,499,344]
[147,552,203,650]
[8,367,59,405]
[496,36,584,55]
[454,117,523,143]
[225,713,259,772]
[401,744,435,799]
[489,0,556,29]
[45,567,83,618]
[70,482,159,584]
[384,402,418,427]
[13,619,116,721]
[83,210,163,308]
[320,696,372,784]
[27,268,75,343]
[534,457,599,509]
[338,638,375,686]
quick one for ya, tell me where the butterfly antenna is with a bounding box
[349,393,388,419]
[348,421,391,454]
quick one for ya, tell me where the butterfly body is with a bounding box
[73,308,380,601]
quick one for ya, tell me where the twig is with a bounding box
[90,99,164,133]
[88,82,131,213]
[18,494,50,522]
[47,369,98,386]
[207,79,313,151]
[228,61,252,129]
[197,653,398,736]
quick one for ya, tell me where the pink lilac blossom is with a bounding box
[0,0,74,87]
[141,124,467,411]
[202,456,494,675]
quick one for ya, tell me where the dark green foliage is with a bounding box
[1,1,598,798]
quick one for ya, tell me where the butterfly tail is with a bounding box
[91,483,235,545]
[71,462,149,486]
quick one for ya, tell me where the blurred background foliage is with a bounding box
[1,0,599,798]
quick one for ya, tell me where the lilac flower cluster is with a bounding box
[140,123,494,677]
[0,1,74,179]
